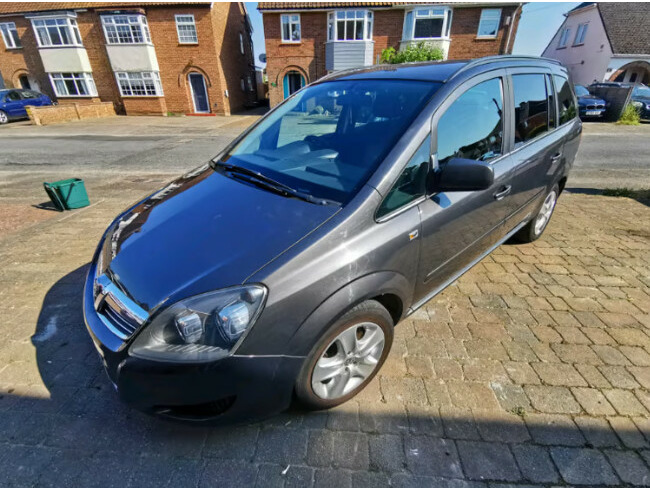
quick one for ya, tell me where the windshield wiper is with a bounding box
[212,161,338,206]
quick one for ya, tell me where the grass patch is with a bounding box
[617,104,641,125]
[166,111,184,117]
[603,188,650,200]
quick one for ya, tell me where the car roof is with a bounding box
[320,55,563,84]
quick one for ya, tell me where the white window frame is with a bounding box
[280,14,301,43]
[49,72,97,97]
[175,14,197,44]
[0,22,21,49]
[573,23,588,46]
[32,17,82,47]
[477,8,501,39]
[101,14,151,45]
[402,6,451,41]
[328,10,373,42]
[558,27,571,48]
[115,71,163,97]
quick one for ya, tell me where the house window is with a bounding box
[175,15,197,43]
[280,14,300,42]
[101,15,151,44]
[116,72,163,96]
[477,9,501,38]
[403,7,451,40]
[328,10,373,41]
[0,22,21,49]
[558,27,570,48]
[239,32,244,54]
[32,18,82,47]
[240,78,245,92]
[246,75,254,92]
[573,23,588,46]
[49,72,97,97]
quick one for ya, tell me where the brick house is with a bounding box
[0,2,257,115]
[258,1,523,107]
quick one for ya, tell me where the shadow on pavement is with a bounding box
[0,266,647,486]
[567,187,650,208]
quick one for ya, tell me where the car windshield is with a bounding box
[574,85,590,96]
[633,85,650,98]
[220,79,441,203]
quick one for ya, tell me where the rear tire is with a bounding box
[0,111,8,125]
[512,184,559,243]
[295,300,393,410]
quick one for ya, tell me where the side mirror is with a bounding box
[429,157,494,193]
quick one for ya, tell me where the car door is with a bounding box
[20,90,43,108]
[3,90,25,116]
[502,69,565,231]
[413,72,516,306]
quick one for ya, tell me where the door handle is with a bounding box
[493,185,512,201]
[550,152,562,162]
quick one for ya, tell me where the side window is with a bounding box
[553,75,577,125]
[512,74,549,147]
[6,91,21,101]
[437,77,503,165]
[546,74,556,129]
[377,136,430,218]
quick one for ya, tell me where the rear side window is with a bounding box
[512,74,549,147]
[553,75,577,125]
[437,77,504,165]
[378,136,429,218]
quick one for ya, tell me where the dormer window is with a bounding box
[32,17,82,47]
[327,10,373,41]
[403,7,452,41]
[101,15,151,44]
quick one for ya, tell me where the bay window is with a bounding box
[116,72,163,96]
[0,23,21,49]
[101,15,151,44]
[328,10,373,41]
[403,7,452,40]
[49,72,97,97]
[477,9,501,38]
[32,18,82,47]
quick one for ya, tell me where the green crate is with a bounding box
[43,178,90,211]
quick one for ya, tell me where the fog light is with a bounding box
[175,312,203,343]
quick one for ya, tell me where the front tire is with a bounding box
[295,300,393,410]
[513,184,559,243]
[0,111,8,125]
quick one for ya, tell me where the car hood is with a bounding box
[577,95,606,105]
[103,165,339,311]
[633,96,650,104]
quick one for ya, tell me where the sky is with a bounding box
[245,1,580,67]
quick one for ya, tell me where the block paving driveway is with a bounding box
[0,117,649,486]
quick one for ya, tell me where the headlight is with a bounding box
[632,101,643,109]
[129,285,267,363]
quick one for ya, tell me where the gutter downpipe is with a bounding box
[505,3,523,54]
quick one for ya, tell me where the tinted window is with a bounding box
[513,74,549,146]
[378,136,429,217]
[554,75,577,125]
[20,90,40,99]
[437,78,503,165]
[546,75,556,129]
[6,91,21,101]
[225,80,440,204]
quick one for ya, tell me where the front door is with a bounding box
[283,72,305,99]
[189,73,209,113]
[19,75,31,90]
[413,75,515,305]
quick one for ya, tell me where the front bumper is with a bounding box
[579,107,606,118]
[83,262,303,423]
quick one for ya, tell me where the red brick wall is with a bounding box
[263,6,522,107]
[122,97,167,116]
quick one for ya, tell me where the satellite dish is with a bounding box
[259,53,267,63]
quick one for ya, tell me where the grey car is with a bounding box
[84,55,581,422]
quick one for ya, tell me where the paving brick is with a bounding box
[604,389,649,416]
[607,416,649,449]
[404,436,463,478]
[490,382,532,413]
[461,359,508,383]
[314,468,351,488]
[581,326,616,345]
[406,357,434,378]
[368,434,405,472]
[351,471,389,487]
[447,381,500,411]
[571,387,617,415]
[620,346,650,366]
[531,362,587,387]
[255,428,308,465]
[552,343,602,364]
[457,441,521,482]
[599,365,640,389]
[550,447,619,485]
[503,361,540,385]
[511,444,559,484]
[575,363,612,388]
[431,359,463,380]
[332,432,370,470]
[472,410,530,443]
[200,460,259,488]
[525,414,585,446]
[439,407,480,440]
[306,430,333,467]
[574,416,621,448]
[204,425,259,460]
[608,327,650,347]
[604,450,650,486]
[380,377,428,406]
[464,340,509,361]
[524,385,581,414]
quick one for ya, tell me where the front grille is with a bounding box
[154,396,237,421]
[94,273,148,341]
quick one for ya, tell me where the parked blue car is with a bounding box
[574,84,607,119]
[588,82,650,120]
[0,88,53,124]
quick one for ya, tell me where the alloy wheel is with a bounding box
[0,112,7,124]
[311,322,385,400]
[534,190,557,235]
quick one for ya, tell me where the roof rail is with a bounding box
[448,55,562,81]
